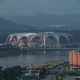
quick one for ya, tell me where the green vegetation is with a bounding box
[0,44,21,57]
[0,44,20,50]
[62,71,80,76]
[39,68,46,79]
[0,66,22,80]
[1,61,79,80]
[54,61,80,80]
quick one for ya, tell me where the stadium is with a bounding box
[5,32,74,48]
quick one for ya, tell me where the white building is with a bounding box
[5,32,74,48]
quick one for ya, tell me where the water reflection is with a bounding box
[0,51,69,68]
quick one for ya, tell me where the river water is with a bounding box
[0,50,69,68]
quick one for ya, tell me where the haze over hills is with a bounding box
[0,13,80,31]
[1,13,80,25]
[0,18,32,31]
[1,13,80,31]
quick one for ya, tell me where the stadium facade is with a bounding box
[5,32,74,48]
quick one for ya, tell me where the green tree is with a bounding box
[0,66,22,80]
[0,66,2,71]
[39,68,46,79]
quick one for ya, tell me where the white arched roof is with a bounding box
[6,32,73,47]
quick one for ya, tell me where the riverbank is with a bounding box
[0,60,68,80]
[1,60,79,80]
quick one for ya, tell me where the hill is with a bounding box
[0,18,32,31]
[1,13,80,31]
[3,13,80,25]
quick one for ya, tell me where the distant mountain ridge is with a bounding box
[2,13,80,26]
[0,18,32,31]
[0,14,80,31]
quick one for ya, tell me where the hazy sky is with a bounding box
[0,0,80,15]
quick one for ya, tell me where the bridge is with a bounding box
[21,47,80,52]
[20,43,80,51]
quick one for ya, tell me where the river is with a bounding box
[0,50,69,68]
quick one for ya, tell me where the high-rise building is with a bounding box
[69,50,80,67]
